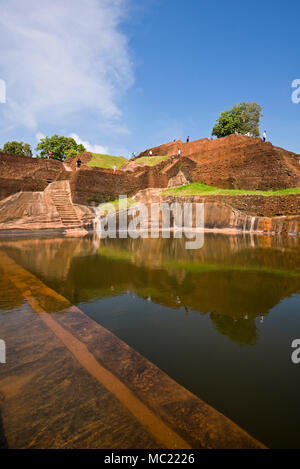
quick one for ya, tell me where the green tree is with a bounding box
[212,102,263,138]
[1,141,32,157]
[65,148,80,159]
[35,134,86,161]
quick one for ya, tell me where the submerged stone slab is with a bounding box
[0,251,265,449]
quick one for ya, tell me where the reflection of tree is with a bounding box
[210,313,257,346]
[0,271,23,313]
[1,234,299,346]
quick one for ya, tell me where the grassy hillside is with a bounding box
[97,198,136,215]
[88,153,128,169]
[133,155,169,167]
[163,182,300,197]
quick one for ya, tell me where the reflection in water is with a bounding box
[0,409,8,449]
[2,234,299,346]
[0,233,299,448]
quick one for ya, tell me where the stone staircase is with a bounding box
[46,181,82,228]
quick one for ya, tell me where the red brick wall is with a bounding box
[137,135,300,190]
[0,152,70,201]
[70,165,169,205]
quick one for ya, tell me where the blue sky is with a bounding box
[1,0,300,156]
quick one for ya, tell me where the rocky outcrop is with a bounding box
[138,135,300,190]
[167,170,189,188]
[70,165,169,206]
[0,181,94,234]
[125,190,300,236]
[1,135,299,234]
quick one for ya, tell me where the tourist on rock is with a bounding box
[263,130,267,142]
[76,159,82,170]
[186,136,190,143]
[149,150,153,156]
[177,149,181,159]
[113,165,117,175]
[48,151,52,159]
[171,155,174,164]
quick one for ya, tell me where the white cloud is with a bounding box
[69,133,108,154]
[0,0,133,131]
[36,132,45,142]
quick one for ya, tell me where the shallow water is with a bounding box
[0,233,299,448]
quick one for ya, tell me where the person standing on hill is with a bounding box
[171,155,174,164]
[113,165,117,175]
[76,158,82,170]
[177,149,181,159]
[186,136,190,143]
[149,150,153,156]
[263,130,267,142]
[48,151,52,159]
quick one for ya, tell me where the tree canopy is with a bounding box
[1,141,32,157]
[35,134,86,161]
[212,102,263,138]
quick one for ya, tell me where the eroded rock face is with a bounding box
[0,152,71,202]
[128,190,300,236]
[0,191,63,232]
[138,135,300,190]
[0,181,94,233]
[167,171,189,188]
[1,135,299,234]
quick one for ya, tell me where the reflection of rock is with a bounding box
[210,313,257,346]
[1,237,100,283]
[0,408,8,449]
[1,235,299,346]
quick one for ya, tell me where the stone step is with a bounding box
[50,188,82,227]
[62,222,80,225]
[57,212,77,215]
[59,218,78,221]
[60,214,78,217]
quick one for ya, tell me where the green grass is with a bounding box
[96,245,300,279]
[163,182,300,197]
[163,260,300,278]
[133,155,170,167]
[97,198,136,215]
[88,153,128,169]
[98,246,134,262]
